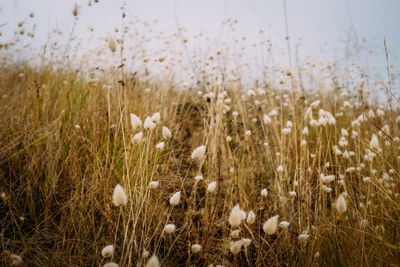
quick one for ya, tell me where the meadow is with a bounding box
[1,2,400,266]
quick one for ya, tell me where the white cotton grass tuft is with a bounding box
[241,238,252,248]
[151,112,161,124]
[191,145,206,161]
[263,215,279,235]
[142,249,150,258]
[370,134,380,150]
[191,244,202,253]
[149,181,159,189]
[130,113,142,130]
[246,210,256,224]
[320,174,335,183]
[107,36,117,53]
[145,254,160,267]
[279,221,290,229]
[103,263,119,267]
[230,240,242,255]
[156,142,165,150]
[101,245,114,258]
[112,184,128,207]
[260,188,268,197]
[194,175,203,182]
[132,132,143,144]
[229,204,245,228]
[335,193,347,214]
[144,117,156,130]
[164,224,176,234]
[10,254,23,265]
[231,229,240,238]
[169,191,181,206]
[162,126,172,139]
[207,181,217,193]
[298,232,310,243]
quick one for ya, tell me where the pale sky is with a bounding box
[1,0,399,82]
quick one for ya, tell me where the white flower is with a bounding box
[230,240,242,255]
[156,142,165,150]
[132,132,143,144]
[191,145,206,161]
[277,165,284,173]
[103,263,119,267]
[226,136,232,142]
[162,126,172,139]
[370,134,380,150]
[246,210,256,224]
[112,184,128,207]
[335,193,347,214]
[149,181,159,189]
[263,114,272,124]
[130,113,142,130]
[279,221,290,229]
[191,244,202,253]
[101,245,114,258]
[282,128,291,135]
[289,191,296,197]
[298,233,309,242]
[245,130,252,136]
[263,215,279,235]
[169,191,181,206]
[320,174,335,183]
[231,229,240,238]
[145,254,160,267]
[207,181,217,193]
[302,126,309,135]
[194,175,203,182]
[144,117,156,130]
[229,204,244,228]
[261,188,268,197]
[151,112,161,123]
[164,224,176,234]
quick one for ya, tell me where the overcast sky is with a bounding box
[1,0,399,79]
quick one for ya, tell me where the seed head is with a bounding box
[112,184,128,207]
[130,113,142,130]
[101,245,114,258]
[191,244,202,253]
[246,210,256,224]
[144,116,156,130]
[145,254,160,267]
[164,224,176,234]
[162,126,172,139]
[263,215,279,235]
[191,145,206,161]
[169,191,181,206]
[207,181,217,193]
[335,193,347,214]
[229,204,245,228]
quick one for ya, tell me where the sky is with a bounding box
[1,0,400,81]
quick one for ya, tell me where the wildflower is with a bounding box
[336,194,347,214]
[302,127,309,135]
[10,254,23,266]
[298,233,309,243]
[231,229,240,238]
[207,181,217,193]
[132,132,143,144]
[101,245,114,258]
[130,113,142,130]
[144,117,156,130]
[370,134,380,150]
[226,136,232,142]
[279,221,290,229]
[322,185,332,193]
[112,184,128,207]
[103,263,118,267]
[241,238,252,248]
[191,244,202,253]
[145,254,160,267]
[341,128,348,136]
[304,107,313,121]
[229,204,244,228]
[191,145,206,161]
[261,188,268,197]
[230,240,242,255]
[156,142,165,150]
[169,191,181,206]
[194,175,203,182]
[149,181,159,189]
[320,174,335,183]
[263,215,279,235]
[164,224,176,234]
[162,126,172,139]
[151,112,161,123]
[246,210,256,224]
[281,128,291,135]
[263,114,272,124]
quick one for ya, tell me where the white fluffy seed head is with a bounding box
[156,142,165,150]
[279,221,290,229]
[246,210,256,225]
[151,112,161,124]
[263,215,279,235]
[145,254,160,267]
[101,245,114,258]
[107,36,117,53]
[164,224,176,234]
[149,181,159,189]
[103,263,119,267]
[169,191,181,206]
[162,126,172,139]
[132,132,143,144]
[229,204,244,228]
[336,194,347,214]
[130,113,142,130]
[194,175,203,182]
[241,238,252,248]
[191,244,202,253]
[298,233,309,242]
[191,145,206,161]
[112,184,128,207]
[261,188,268,197]
[144,116,156,130]
[370,134,380,150]
[207,181,217,193]
[229,240,242,255]
[10,254,23,266]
